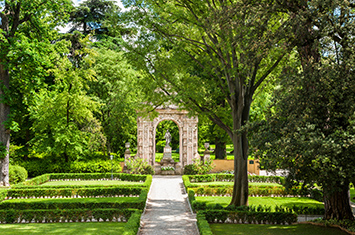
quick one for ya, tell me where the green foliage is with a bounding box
[18,159,122,177]
[314,219,355,233]
[126,157,155,175]
[89,47,141,155]
[155,120,179,151]
[0,192,147,210]
[196,212,213,235]
[9,165,28,185]
[183,159,215,175]
[29,34,102,163]
[0,143,7,160]
[198,209,297,225]
[0,208,139,224]
[7,186,143,199]
[122,210,142,235]
[0,190,8,202]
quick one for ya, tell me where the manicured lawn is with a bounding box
[196,196,323,210]
[192,182,281,187]
[4,196,139,203]
[41,180,143,187]
[0,222,126,235]
[210,223,348,235]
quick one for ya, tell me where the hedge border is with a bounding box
[0,188,149,210]
[123,210,141,235]
[6,187,143,200]
[0,208,140,224]
[200,209,297,225]
[196,211,213,235]
[14,173,150,188]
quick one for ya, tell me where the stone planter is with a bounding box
[161,170,175,175]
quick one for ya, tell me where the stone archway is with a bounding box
[136,106,199,173]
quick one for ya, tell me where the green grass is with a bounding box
[195,196,323,211]
[0,222,126,235]
[4,196,139,203]
[210,223,348,235]
[41,180,144,187]
[192,182,281,187]
[155,152,180,162]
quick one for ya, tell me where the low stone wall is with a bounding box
[210,159,260,175]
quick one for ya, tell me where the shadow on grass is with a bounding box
[0,222,126,235]
[210,224,348,235]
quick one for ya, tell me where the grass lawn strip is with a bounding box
[196,196,323,211]
[3,196,139,203]
[41,180,144,187]
[192,182,281,187]
[0,222,126,235]
[210,223,348,235]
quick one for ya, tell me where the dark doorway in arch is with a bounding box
[155,120,180,162]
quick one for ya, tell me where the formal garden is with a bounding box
[2,0,355,234]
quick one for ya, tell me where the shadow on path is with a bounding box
[139,176,198,235]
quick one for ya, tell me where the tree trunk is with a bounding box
[214,137,226,159]
[230,132,248,206]
[0,61,10,186]
[323,183,354,220]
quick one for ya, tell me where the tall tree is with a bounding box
[68,0,119,35]
[29,34,101,163]
[89,47,142,156]
[123,0,289,205]
[0,0,72,186]
[253,0,355,220]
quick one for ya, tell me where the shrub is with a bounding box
[9,165,28,185]
[123,210,142,235]
[19,159,122,177]
[126,157,155,175]
[184,159,215,175]
[184,164,199,175]
[196,211,213,235]
[0,208,139,224]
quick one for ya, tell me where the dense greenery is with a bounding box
[252,0,355,220]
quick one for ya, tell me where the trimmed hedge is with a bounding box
[0,208,139,224]
[0,190,7,202]
[6,187,143,199]
[9,165,28,185]
[123,210,141,235]
[200,209,297,224]
[183,175,322,199]
[1,188,149,210]
[190,198,324,215]
[185,174,284,184]
[19,159,123,178]
[13,173,151,188]
[188,185,315,197]
[196,211,213,235]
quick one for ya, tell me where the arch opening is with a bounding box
[154,120,180,163]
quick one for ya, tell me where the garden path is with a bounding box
[138,175,199,235]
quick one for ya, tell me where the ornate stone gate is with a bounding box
[136,106,199,172]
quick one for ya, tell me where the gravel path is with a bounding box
[138,175,199,235]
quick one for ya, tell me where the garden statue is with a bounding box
[165,129,171,147]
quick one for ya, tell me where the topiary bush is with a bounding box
[9,165,28,185]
